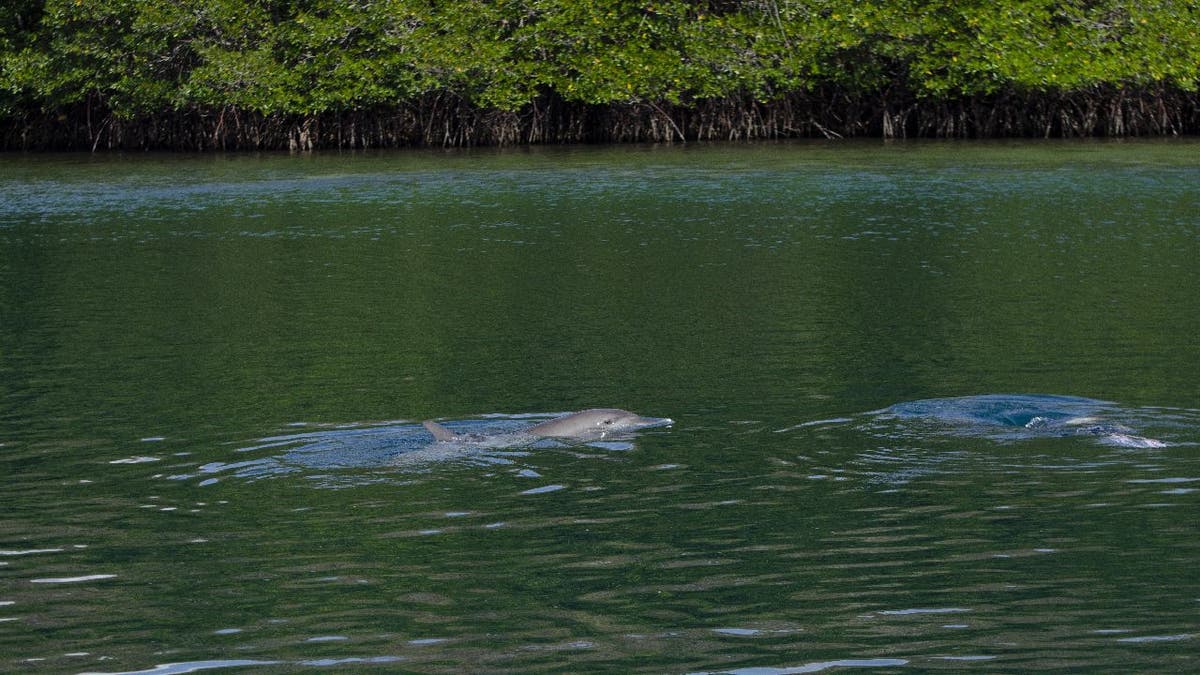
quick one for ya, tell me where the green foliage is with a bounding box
[1,0,1197,123]
[888,0,1200,95]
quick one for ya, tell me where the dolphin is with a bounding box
[1025,415,1167,448]
[872,395,1168,448]
[423,408,673,445]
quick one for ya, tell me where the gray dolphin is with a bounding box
[1025,415,1167,448]
[423,408,673,444]
[871,395,1168,448]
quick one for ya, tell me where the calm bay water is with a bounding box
[2,142,1199,672]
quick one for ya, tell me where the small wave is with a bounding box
[30,574,117,584]
[1098,433,1168,448]
[80,659,282,675]
[876,607,970,616]
[695,658,910,674]
[519,484,567,495]
[1116,633,1195,643]
[79,655,408,675]
[1,548,65,556]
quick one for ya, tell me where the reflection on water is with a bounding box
[2,143,1199,673]
[80,656,406,675]
[693,657,912,674]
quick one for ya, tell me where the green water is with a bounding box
[2,141,1199,673]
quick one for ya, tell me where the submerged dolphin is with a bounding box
[876,395,1168,448]
[1023,415,1167,448]
[423,408,673,444]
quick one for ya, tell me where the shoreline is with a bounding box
[4,87,1197,153]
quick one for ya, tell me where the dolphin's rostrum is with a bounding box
[423,408,673,444]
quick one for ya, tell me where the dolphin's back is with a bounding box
[423,420,459,442]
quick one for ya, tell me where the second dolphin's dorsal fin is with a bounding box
[423,420,460,442]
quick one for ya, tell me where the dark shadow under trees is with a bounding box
[3,86,1196,152]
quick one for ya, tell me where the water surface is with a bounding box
[2,141,1199,672]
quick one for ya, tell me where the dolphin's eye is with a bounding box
[603,419,614,425]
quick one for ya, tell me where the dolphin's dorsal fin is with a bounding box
[423,420,459,442]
